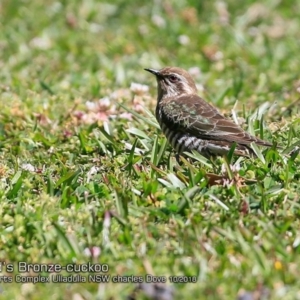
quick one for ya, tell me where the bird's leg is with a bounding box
[175,153,181,164]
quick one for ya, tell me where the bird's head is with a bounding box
[145,67,197,100]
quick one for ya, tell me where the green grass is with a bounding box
[0,0,300,299]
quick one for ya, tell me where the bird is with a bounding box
[144,66,273,159]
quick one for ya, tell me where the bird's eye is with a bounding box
[169,75,179,82]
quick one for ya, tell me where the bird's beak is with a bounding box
[144,68,160,76]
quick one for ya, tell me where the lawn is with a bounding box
[0,0,300,299]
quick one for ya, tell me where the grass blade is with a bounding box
[120,104,160,129]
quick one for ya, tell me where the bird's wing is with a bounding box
[160,94,272,146]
